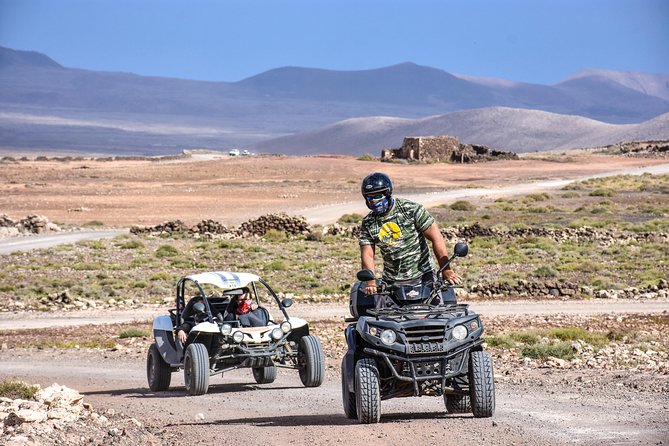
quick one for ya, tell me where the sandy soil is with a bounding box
[2,153,668,227]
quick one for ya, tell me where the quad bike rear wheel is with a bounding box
[341,358,357,419]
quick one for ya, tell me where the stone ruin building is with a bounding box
[381,136,518,163]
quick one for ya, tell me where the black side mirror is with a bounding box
[193,302,206,315]
[453,242,469,257]
[357,269,376,282]
[281,298,293,308]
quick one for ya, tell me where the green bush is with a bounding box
[155,244,179,258]
[357,153,378,161]
[0,380,39,399]
[119,240,145,250]
[119,328,150,339]
[82,220,105,227]
[531,266,558,278]
[521,341,574,359]
[338,213,364,224]
[589,189,615,197]
[449,200,476,211]
[264,229,287,242]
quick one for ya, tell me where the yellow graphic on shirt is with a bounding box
[379,222,402,245]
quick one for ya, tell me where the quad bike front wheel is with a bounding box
[253,366,277,384]
[341,357,357,419]
[355,358,380,424]
[147,343,172,391]
[298,335,325,387]
[469,350,495,417]
[184,343,210,396]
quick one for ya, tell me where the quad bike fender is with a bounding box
[153,315,180,366]
[342,324,357,393]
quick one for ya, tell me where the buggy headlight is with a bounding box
[232,331,244,343]
[220,324,232,335]
[280,321,292,333]
[380,329,396,346]
[368,326,378,336]
[271,328,283,340]
[452,325,468,340]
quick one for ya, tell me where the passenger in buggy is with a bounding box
[224,288,270,327]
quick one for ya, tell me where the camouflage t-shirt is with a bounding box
[359,198,435,282]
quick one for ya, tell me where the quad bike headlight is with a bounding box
[368,326,378,336]
[220,323,232,335]
[280,321,292,333]
[452,325,468,340]
[232,331,245,343]
[379,329,397,346]
[271,327,284,341]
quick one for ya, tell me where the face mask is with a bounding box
[365,194,391,214]
[237,299,252,314]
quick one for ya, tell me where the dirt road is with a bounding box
[2,299,668,445]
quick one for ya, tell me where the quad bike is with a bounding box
[341,243,495,423]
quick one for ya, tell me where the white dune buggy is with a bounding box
[146,271,325,395]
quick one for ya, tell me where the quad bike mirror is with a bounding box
[357,269,376,282]
[281,298,293,308]
[453,242,469,257]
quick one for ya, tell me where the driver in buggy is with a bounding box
[224,288,270,327]
[176,296,205,343]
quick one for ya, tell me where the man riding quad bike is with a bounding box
[147,271,325,395]
[341,243,495,423]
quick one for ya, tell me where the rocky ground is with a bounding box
[1,308,668,445]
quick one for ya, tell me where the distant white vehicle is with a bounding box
[241,150,251,156]
[229,149,240,156]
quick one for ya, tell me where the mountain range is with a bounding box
[1,46,668,155]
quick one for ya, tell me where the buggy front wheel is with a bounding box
[147,343,172,391]
[298,335,325,387]
[184,343,210,396]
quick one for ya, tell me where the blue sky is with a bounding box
[0,0,667,85]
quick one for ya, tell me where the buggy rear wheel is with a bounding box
[341,357,357,419]
[298,335,325,387]
[355,358,380,424]
[252,366,277,384]
[184,343,210,396]
[444,394,471,414]
[147,343,172,391]
[469,350,495,417]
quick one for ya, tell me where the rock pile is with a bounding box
[132,214,312,238]
[1,383,156,444]
[190,219,231,235]
[238,213,310,236]
[0,214,60,238]
[440,223,669,245]
[469,278,669,300]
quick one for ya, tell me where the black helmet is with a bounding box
[361,172,393,214]
[361,172,393,196]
